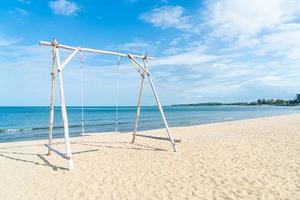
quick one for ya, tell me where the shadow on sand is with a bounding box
[0,148,99,171]
[73,141,167,152]
[0,140,167,171]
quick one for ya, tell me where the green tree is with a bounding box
[257,99,262,105]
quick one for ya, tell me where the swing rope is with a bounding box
[79,50,85,135]
[78,52,120,134]
[115,56,121,133]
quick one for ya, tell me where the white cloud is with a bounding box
[202,0,300,61]
[0,35,153,105]
[0,34,20,47]
[3,1,300,105]
[153,51,217,66]
[119,40,151,50]
[15,8,29,17]
[140,0,300,103]
[140,6,192,30]
[49,0,79,16]
[257,23,300,60]
[206,0,300,39]
[111,39,160,55]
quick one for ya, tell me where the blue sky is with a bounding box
[0,0,300,106]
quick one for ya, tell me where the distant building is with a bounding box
[297,94,300,101]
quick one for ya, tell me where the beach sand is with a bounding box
[0,114,299,200]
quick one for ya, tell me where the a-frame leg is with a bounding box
[147,75,177,152]
[47,45,56,156]
[142,60,177,152]
[128,56,177,152]
[132,74,145,143]
[55,46,74,170]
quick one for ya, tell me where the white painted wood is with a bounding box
[41,38,178,171]
[60,49,79,70]
[143,60,177,152]
[127,54,150,76]
[131,74,145,143]
[128,59,144,77]
[39,41,154,60]
[56,47,74,170]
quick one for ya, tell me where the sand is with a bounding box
[0,114,300,200]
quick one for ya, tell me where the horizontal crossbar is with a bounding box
[39,41,155,60]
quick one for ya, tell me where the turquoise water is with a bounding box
[0,106,299,142]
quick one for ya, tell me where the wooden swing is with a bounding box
[40,38,178,171]
[78,51,121,136]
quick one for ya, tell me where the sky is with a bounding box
[0,0,300,106]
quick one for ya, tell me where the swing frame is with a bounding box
[40,38,177,171]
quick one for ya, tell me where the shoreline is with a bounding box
[1,112,299,145]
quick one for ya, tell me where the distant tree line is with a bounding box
[255,98,299,106]
[172,94,300,107]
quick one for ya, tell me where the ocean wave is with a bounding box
[0,121,131,134]
[223,117,233,120]
[0,128,33,133]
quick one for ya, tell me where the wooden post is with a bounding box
[47,41,56,156]
[55,44,74,170]
[144,61,177,152]
[131,74,145,143]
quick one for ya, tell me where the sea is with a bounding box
[0,105,299,143]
